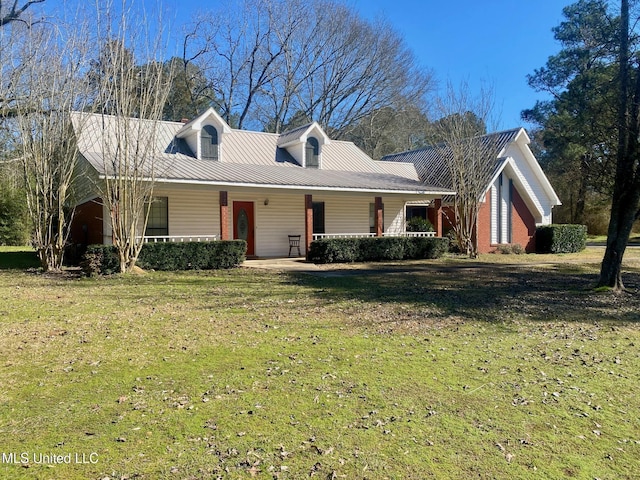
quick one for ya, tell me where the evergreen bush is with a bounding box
[80,240,246,275]
[308,236,449,264]
[0,182,30,245]
[406,216,434,232]
[535,224,587,253]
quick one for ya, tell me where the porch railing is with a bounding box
[386,231,437,238]
[312,233,376,241]
[312,231,436,241]
[138,235,219,243]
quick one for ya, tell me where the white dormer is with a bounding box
[175,108,232,161]
[277,122,330,168]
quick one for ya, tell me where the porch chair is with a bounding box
[288,235,301,257]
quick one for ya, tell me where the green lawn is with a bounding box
[1,248,639,479]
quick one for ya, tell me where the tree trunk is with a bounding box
[575,154,589,224]
[598,189,639,290]
[597,0,640,291]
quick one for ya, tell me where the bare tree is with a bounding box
[91,0,172,273]
[0,0,45,118]
[344,104,431,159]
[0,0,44,28]
[431,82,499,258]
[295,5,430,139]
[183,0,288,128]
[10,16,92,270]
[183,0,432,135]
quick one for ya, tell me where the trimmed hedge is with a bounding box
[82,245,120,275]
[81,240,246,275]
[535,224,587,253]
[308,236,449,264]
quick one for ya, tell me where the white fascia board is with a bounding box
[308,122,331,145]
[482,157,509,200]
[175,107,232,138]
[75,194,103,206]
[277,137,304,148]
[514,129,562,206]
[502,157,546,220]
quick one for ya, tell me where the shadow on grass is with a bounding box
[294,262,640,324]
[0,250,40,270]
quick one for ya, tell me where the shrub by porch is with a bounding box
[81,240,246,275]
[308,236,449,264]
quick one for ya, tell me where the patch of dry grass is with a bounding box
[1,248,639,479]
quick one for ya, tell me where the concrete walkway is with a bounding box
[242,257,322,272]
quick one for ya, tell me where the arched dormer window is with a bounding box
[201,125,219,160]
[306,137,319,168]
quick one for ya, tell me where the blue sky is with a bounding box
[51,0,575,131]
[347,0,575,130]
[166,0,575,130]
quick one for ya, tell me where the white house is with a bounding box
[69,108,453,257]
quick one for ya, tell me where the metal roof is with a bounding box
[72,112,453,195]
[382,128,522,190]
[276,123,314,146]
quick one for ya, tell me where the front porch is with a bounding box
[71,186,446,258]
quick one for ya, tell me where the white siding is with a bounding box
[504,144,548,223]
[313,194,408,238]
[490,181,498,244]
[490,174,512,245]
[102,203,112,244]
[386,198,408,234]
[154,184,219,236]
[72,157,101,204]
[500,176,509,243]
[228,189,305,257]
[118,184,431,257]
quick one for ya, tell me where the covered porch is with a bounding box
[139,187,445,258]
[71,185,447,258]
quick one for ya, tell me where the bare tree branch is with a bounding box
[0,0,45,27]
[90,0,173,273]
[10,13,92,270]
[432,81,499,258]
[182,0,432,134]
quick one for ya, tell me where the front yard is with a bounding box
[1,248,639,479]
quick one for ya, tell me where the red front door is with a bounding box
[233,201,255,256]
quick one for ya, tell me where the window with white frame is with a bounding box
[145,197,168,237]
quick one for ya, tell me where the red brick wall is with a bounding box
[477,192,492,253]
[511,187,537,252]
[433,206,455,232]
[219,191,229,240]
[433,187,537,254]
[69,198,104,245]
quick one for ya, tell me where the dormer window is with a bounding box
[202,125,219,160]
[306,137,319,168]
[277,122,329,167]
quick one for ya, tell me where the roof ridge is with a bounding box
[280,122,315,136]
[72,111,187,126]
[231,128,280,138]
